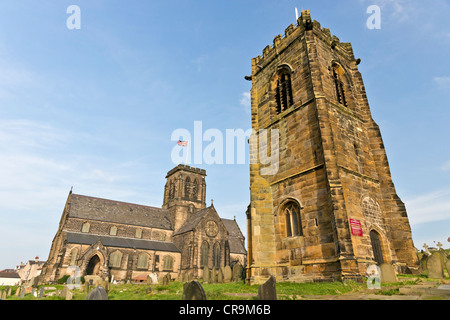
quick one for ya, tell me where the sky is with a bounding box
[0,0,449,269]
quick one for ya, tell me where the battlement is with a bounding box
[252,10,355,73]
[166,164,207,178]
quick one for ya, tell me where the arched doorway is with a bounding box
[369,230,384,265]
[86,255,101,275]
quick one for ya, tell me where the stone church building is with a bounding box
[39,165,246,284]
[245,10,421,284]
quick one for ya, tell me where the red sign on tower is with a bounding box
[350,218,363,236]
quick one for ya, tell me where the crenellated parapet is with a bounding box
[252,10,356,76]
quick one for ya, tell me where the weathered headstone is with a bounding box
[146,286,152,295]
[217,268,224,283]
[203,268,210,284]
[420,254,429,273]
[224,266,232,283]
[182,280,206,300]
[427,254,444,279]
[15,286,21,297]
[38,287,45,299]
[446,261,450,277]
[379,263,398,283]
[59,286,73,300]
[257,275,277,300]
[211,267,217,283]
[85,286,108,300]
[162,273,170,286]
[20,287,25,299]
[232,264,243,282]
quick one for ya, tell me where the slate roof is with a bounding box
[65,232,181,253]
[221,218,247,255]
[0,271,20,278]
[68,194,173,230]
[172,206,212,236]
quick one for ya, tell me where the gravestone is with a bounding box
[232,264,243,282]
[146,286,152,295]
[257,275,277,300]
[379,263,398,283]
[162,273,170,286]
[224,266,232,283]
[446,261,450,277]
[203,268,210,284]
[211,268,217,283]
[59,286,73,300]
[217,268,224,283]
[182,280,206,300]
[85,286,108,300]
[7,286,12,296]
[420,254,429,273]
[15,286,21,297]
[38,287,45,299]
[20,287,25,299]
[427,254,444,279]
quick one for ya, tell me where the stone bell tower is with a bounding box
[163,164,207,231]
[246,10,420,284]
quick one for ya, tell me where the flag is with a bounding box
[177,140,188,147]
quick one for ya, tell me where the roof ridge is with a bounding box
[71,193,166,211]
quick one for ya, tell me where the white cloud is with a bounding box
[434,76,450,90]
[404,188,450,226]
[240,91,251,114]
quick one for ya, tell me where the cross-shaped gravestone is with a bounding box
[423,243,431,255]
[437,242,443,250]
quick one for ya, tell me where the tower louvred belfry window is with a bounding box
[332,65,347,107]
[275,68,294,114]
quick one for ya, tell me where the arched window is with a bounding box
[332,64,347,107]
[283,202,302,237]
[213,243,221,267]
[110,226,117,236]
[192,179,199,200]
[184,177,191,198]
[109,250,123,268]
[81,222,90,233]
[137,253,149,269]
[274,67,294,114]
[200,241,209,267]
[163,255,174,271]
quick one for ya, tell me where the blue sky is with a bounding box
[0,0,449,269]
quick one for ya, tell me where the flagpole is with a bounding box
[185,140,189,166]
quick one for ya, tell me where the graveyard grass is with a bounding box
[3,274,448,300]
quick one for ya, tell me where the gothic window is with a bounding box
[283,202,303,237]
[184,177,191,198]
[332,64,347,107]
[159,232,166,241]
[192,179,199,200]
[168,180,175,199]
[109,250,123,268]
[213,243,220,267]
[81,222,90,233]
[163,255,174,271]
[137,253,149,269]
[109,226,117,236]
[275,67,294,114]
[200,241,209,267]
